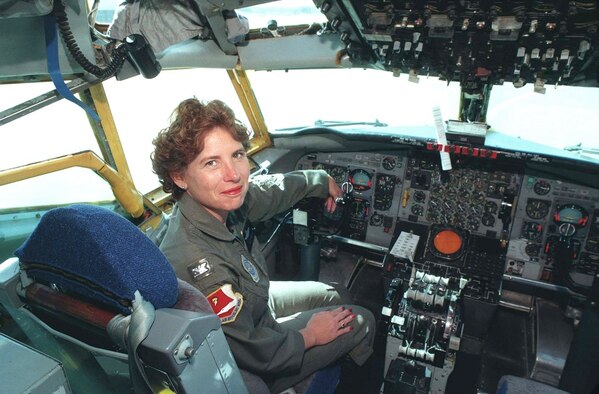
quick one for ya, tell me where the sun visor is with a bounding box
[157,39,238,69]
[238,34,347,70]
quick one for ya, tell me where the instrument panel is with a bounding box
[318,0,599,88]
[296,150,599,293]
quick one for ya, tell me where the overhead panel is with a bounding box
[316,0,599,87]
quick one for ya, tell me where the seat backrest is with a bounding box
[14,204,178,314]
[7,203,250,393]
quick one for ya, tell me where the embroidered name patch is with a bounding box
[207,284,243,324]
[187,258,213,282]
[241,255,260,283]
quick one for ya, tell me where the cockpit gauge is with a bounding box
[374,193,394,211]
[376,174,397,193]
[413,190,426,203]
[484,200,498,214]
[382,156,397,171]
[370,212,383,226]
[349,198,370,219]
[470,205,482,216]
[521,221,543,241]
[429,226,467,260]
[525,198,551,220]
[349,169,373,191]
[481,214,495,227]
[525,243,541,257]
[554,204,589,227]
[533,180,551,196]
[411,204,424,216]
[328,166,347,183]
[473,192,486,203]
[467,218,480,232]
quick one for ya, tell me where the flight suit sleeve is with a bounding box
[246,170,330,222]
[184,254,306,375]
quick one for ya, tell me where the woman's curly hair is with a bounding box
[151,99,250,200]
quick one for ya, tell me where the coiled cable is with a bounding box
[53,0,126,79]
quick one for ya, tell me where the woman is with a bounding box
[152,98,375,392]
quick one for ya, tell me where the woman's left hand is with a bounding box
[325,176,343,213]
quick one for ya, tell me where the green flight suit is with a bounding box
[159,170,374,392]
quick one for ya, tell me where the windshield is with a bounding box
[249,69,599,156]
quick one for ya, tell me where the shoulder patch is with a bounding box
[207,284,243,324]
[241,255,260,283]
[187,258,213,282]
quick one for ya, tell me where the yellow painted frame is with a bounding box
[0,150,144,217]
[227,69,272,155]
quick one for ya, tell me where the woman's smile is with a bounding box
[222,186,243,196]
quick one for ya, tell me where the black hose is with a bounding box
[53,0,127,79]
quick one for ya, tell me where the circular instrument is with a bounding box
[349,169,373,191]
[524,243,541,257]
[521,221,543,241]
[525,198,551,220]
[484,200,498,214]
[328,166,347,183]
[533,180,551,195]
[382,156,397,170]
[481,213,495,227]
[434,230,462,254]
[553,203,588,227]
[429,226,467,260]
[413,190,426,203]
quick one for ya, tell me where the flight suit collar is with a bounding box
[177,194,248,241]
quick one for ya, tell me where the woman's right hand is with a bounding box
[300,306,355,349]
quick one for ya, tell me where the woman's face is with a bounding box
[172,127,250,222]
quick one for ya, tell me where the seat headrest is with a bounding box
[15,204,178,314]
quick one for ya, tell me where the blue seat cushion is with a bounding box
[14,204,178,314]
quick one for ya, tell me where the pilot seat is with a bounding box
[0,204,269,393]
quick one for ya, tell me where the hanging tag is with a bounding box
[432,106,452,171]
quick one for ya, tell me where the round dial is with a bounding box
[374,193,393,211]
[533,180,551,195]
[525,243,541,257]
[382,156,397,171]
[349,169,373,191]
[484,200,498,214]
[433,229,463,256]
[521,221,543,241]
[376,174,396,193]
[411,204,424,216]
[473,192,486,203]
[413,190,426,203]
[349,199,369,218]
[329,166,347,183]
[525,199,551,220]
[481,214,495,227]
[554,204,588,227]
[370,212,383,226]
